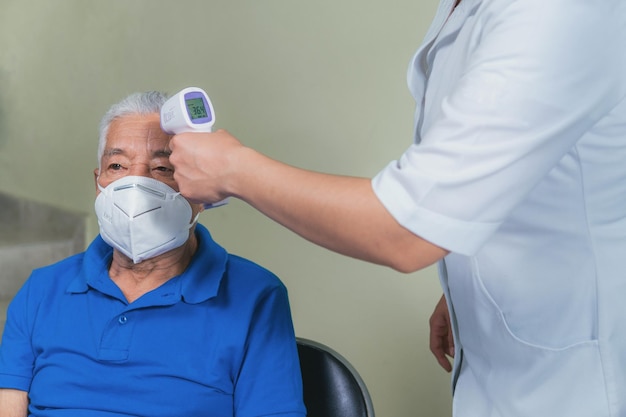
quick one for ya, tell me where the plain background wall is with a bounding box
[0,0,453,415]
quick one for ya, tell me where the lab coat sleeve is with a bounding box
[373,0,626,255]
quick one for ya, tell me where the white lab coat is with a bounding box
[373,0,626,415]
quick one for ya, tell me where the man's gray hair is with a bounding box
[97,91,169,168]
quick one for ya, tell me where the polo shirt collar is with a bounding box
[66,224,227,305]
[180,224,227,304]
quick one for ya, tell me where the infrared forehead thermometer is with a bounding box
[161,87,215,134]
[161,87,228,209]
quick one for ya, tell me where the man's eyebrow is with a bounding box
[102,148,124,158]
[101,148,171,159]
[153,149,172,158]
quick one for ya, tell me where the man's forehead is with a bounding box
[109,115,166,136]
[105,115,171,151]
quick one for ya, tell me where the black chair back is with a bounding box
[297,337,375,417]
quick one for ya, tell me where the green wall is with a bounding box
[0,0,452,415]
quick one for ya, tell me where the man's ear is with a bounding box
[93,168,100,192]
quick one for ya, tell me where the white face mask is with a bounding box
[95,176,198,264]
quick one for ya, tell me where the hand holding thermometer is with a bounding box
[161,87,228,208]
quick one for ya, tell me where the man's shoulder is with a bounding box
[28,252,86,286]
[225,254,285,290]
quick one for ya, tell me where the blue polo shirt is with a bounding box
[0,224,305,417]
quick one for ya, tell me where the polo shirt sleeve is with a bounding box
[372,0,625,255]
[233,283,306,417]
[0,277,36,392]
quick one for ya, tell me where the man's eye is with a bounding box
[155,166,173,172]
[108,163,123,170]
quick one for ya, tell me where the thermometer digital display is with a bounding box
[161,87,215,134]
[186,97,209,120]
[161,87,228,209]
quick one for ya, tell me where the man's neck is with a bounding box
[108,236,197,303]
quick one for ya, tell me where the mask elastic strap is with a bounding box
[188,212,201,229]
[96,178,107,194]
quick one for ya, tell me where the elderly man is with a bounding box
[0,91,306,417]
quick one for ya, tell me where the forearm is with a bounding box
[0,389,28,417]
[230,147,448,272]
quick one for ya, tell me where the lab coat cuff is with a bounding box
[372,166,500,256]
